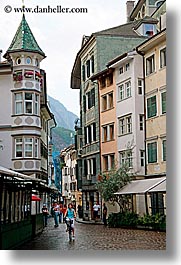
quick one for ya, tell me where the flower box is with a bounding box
[24,71,34,78]
[13,74,23,82]
[35,71,42,81]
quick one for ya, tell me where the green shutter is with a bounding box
[163,140,166,161]
[91,55,94,74]
[152,96,157,117]
[148,142,157,163]
[162,92,166,114]
[152,142,157,163]
[147,98,151,118]
[83,95,86,112]
[147,96,157,118]
[82,65,85,81]
[148,143,152,163]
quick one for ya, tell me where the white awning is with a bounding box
[114,177,166,195]
[148,179,166,192]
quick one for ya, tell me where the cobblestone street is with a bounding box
[17,218,166,250]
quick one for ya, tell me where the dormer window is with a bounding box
[26,57,32,64]
[144,24,156,37]
[16,57,21,65]
[155,0,164,8]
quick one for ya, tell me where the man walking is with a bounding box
[42,204,49,227]
[53,201,60,227]
[93,202,100,222]
[103,203,108,226]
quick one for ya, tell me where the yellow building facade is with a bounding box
[137,29,166,177]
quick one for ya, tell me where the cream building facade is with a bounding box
[0,15,55,185]
[137,28,166,215]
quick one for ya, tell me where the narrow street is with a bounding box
[17,218,166,250]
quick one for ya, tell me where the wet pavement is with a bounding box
[17,217,166,250]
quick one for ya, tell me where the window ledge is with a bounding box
[118,132,132,137]
[145,71,156,78]
[159,66,166,71]
[12,114,40,117]
[160,113,166,117]
[117,95,132,103]
[102,139,115,143]
[146,115,158,120]
[101,107,114,113]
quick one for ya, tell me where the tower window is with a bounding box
[16,57,21,65]
[26,57,32,64]
[35,58,39,67]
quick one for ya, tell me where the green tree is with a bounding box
[96,164,132,212]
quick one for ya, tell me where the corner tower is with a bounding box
[1,14,46,178]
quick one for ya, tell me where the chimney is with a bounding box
[126,1,135,22]
[0,50,2,63]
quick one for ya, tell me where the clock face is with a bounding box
[26,57,32,64]
[16,57,21,65]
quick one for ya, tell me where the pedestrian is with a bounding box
[42,203,49,227]
[59,203,63,223]
[93,201,100,221]
[77,205,83,219]
[103,203,107,226]
[53,201,60,227]
[62,204,67,222]
[50,203,54,217]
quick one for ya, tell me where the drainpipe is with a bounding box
[136,49,147,177]
[97,79,102,216]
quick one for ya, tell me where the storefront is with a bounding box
[0,166,51,249]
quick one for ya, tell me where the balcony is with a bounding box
[85,108,95,124]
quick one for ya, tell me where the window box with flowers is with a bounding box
[24,70,34,79]
[13,72,23,82]
[35,71,42,81]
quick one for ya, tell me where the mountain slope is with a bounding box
[52,127,75,152]
[48,95,78,130]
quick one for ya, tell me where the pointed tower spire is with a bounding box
[4,14,45,58]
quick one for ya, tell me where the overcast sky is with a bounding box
[0,0,131,116]
[0,0,173,117]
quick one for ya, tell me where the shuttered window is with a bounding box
[161,92,166,114]
[162,140,166,161]
[147,142,157,163]
[82,65,86,81]
[147,95,157,118]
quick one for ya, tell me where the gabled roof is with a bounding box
[71,19,150,89]
[92,20,145,37]
[4,14,45,58]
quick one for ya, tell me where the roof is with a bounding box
[71,19,149,89]
[92,20,146,38]
[4,14,45,58]
[114,177,166,195]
